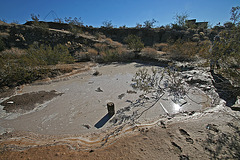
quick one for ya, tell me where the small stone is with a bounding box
[83,124,91,129]
[93,70,100,76]
[118,93,125,99]
[7,101,14,104]
[95,87,103,92]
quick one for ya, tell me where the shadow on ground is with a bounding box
[94,113,113,128]
[211,71,240,107]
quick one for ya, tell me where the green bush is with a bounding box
[211,26,240,86]
[124,35,144,52]
[26,44,74,65]
[0,44,74,88]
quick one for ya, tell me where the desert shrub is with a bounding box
[94,43,108,52]
[117,47,135,61]
[94,32,106,40]
[140,47,158,59]
[173,12,189,29]
[74,51,90,61]
[0,44,74,88]
[211,26,240,86]
[30,14,49,29]
[0,51,46,88]
[87,48,98,56]
[143,19,157,28]
[87,48,98,61]
[70,25,83,35]
[135,23,142,29]
[102,20,113,28]
[64,17,83,26]
[63,17,83,34]
[0,37,5,51]
[26,44,74,65]
[164,39,210,61]
[132,64,185,97]
[101,49,119,62]
[105,38,113,44]
[230,6,240,24]
[124,35,144,52]
[153,43,168,51]
[112,41,123,48]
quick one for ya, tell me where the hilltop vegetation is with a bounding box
[0,7,239,91]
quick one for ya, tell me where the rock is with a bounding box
[118,93,125,99]
[83,124,91,129]
[231,104,240,111]
[7,101,14,104]
[206,124,219,132]
[179,155,189,160]
[95,87,103,92]
[127,90,137,94]
[93,70,100,76]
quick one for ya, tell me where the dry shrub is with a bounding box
[74,51,90,61]
[87,48,98,56]
[198,40,212,58]
[105,38,113,44]
[164,39,208,61]
[1,47,26,58]
[94,43,108,51]
[94,32,106,40]
[153,43,168,51]
[141,47,158,59]
[112,41,123,48]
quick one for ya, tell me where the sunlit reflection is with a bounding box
[173,103,181,112]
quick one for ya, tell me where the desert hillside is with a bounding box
[0,17,240,160]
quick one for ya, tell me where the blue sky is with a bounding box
[0,0,239,27]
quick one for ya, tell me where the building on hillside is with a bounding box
[186,19,208,29]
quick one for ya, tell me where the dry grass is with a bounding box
[163,40,210,61]
[87,48,98,56]
[1,47,26,57]
[153,43,168,51]
[94,43,108,51]
[141,47,159,59]
[105,38,113,44]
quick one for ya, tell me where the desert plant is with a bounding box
[135,23,142,29]
[230,6,240,24]
[94,32,106,40]
[64,17,83,26]
[102,20,113,28]
[54,18,64,23]
[153,43,168,51]
[173,12,189,29]
[0,37,5,51]
[30,14,49,29]
[26,43,74,65]
[132,64,185,99]
[164,39,210,61]
[210,26,240,86]
[143,19,157,28]
[124,35,144,52]
[0,44,74,89]
[141,47,158,59]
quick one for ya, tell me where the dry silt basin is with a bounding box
[0,62,213,136]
